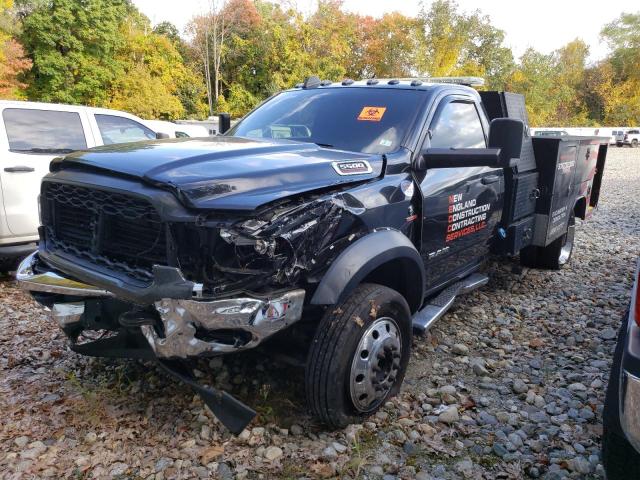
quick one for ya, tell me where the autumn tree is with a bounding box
[0,0,31,98]
[348,12,422,79]
[416,0,514,89]
[106,12,207,119]
[597,13,640,124]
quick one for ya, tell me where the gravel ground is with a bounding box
[1,148,639,480]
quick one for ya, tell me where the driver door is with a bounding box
[417,96,504,287]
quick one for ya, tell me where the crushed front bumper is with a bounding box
[144,291,305,357]
[17,251,306,358]
[16,251,309,434]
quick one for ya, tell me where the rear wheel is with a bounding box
[602,316,640,479]
[305,283,412,428]
[632,139,639,148]
[520,212,575,270]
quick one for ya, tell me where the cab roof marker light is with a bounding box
[367,78,379,85]
[320,80,333,86]
[341,78,354,86]
[302,76,321,89]
[387,79,400,85]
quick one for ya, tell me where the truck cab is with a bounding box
[17,78,609,433]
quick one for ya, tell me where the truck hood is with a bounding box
[52,137,383,210]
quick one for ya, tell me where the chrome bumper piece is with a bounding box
[142,290,306,357]
[16,252,113,297]
[621,369,640,452]
[17,251,306,358]
[51,302,85,328]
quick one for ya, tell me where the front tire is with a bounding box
[602,316,640,479]
[305,283,412,428]
[632,139,638,148]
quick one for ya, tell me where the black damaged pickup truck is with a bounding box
[17,77,609,434]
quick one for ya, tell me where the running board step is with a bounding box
[412,273,489,333]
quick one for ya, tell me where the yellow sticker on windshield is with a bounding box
[358,106,386,122]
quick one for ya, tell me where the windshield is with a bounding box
[230,88,427,154]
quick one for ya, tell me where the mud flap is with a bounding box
[156,359,257,435]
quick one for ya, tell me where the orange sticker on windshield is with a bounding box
[357,106,386,122]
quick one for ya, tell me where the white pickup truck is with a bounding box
[0,101,161,271]
[619,129,640,148]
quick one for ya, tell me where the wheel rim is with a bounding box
[559,217,576,265]
[349,316,402,412]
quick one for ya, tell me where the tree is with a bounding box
[553,39,590,125]
[416,0,514,89]
[597,13,640,125]
[349,12,422,79]
[107,11,206,119]
[418,0,468,76]
[20,0,132,105]
[506,48,560,126]
[601,13,640,81]
[0,0,31,98]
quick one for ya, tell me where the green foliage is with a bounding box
[20,0,131,105]
[594,13,640,125]
[215,83,258,118]
[17,0,205,119]
[106,12,206,119]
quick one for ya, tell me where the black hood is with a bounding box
[52,137,383,210]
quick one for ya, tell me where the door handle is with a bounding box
[4,166,35,173]
[481,175,500,185]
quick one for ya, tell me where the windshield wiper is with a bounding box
[11,148,76,154]
[314,142,335,148]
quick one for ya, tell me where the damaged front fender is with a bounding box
[209,192,367,292]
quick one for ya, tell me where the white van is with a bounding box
[0,100,160,270]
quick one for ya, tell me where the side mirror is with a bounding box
[488,118,524,166]
[218,113,231,134]
[418,148,502,170]
[417,117,525,171]
[155,132,170,139]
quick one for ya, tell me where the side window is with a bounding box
[429,101,486,149]
[95,114,156,145]
[3,108,87,152]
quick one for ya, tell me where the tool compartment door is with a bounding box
[532,138,579,246]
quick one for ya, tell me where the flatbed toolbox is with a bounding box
[479,91,608,255]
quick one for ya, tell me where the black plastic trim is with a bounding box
[310,229,425,311]
[0,242,37,258]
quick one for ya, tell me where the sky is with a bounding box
[133,0,638,62]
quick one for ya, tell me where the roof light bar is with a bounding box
[420,76,485,87]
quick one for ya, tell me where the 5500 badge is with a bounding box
[332,160,373,176]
